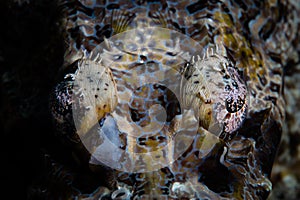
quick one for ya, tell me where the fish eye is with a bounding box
[181,51,248,137]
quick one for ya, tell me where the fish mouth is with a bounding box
[107,180,222,200]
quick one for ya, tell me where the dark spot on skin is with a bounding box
[107,3,119,10]
[103,105,107,109]
[226,96,233,103]
[194,81,200,84]
[257,73,267,86]
[225,113,231,119]
[225,85,231,91]
[232,80,238,89]
[270,81,280,93]
[104,88,107,91]
[87,76,93,83]
[256,84,263,91]
[99,117,106,127]
[169,7,176,13]
[140,55,147,61]
[95,95,98,98]
[264,95,277,105]
[205,99,211,104]
[113,55,122,60]
[137,137,146,145]
[167,52,177,56]
[259,18,276,41]
[250,89,257,97]
[269,52,281,63]
[224,74,230,79]
[97,88,100,91]
[185,74,192,79]
[186,1,208,14]
[130,107,145,122]
[157,136,165,141]
[105,83,109,86]
[95,24,101,30]
[225,95,245,113]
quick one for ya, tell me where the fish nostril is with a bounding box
[130,107,146,122]
[139,55,147,62]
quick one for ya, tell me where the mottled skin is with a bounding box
[41,0,299,199]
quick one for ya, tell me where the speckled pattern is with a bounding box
[1,0,299,199]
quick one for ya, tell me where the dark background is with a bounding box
[0,0,68,198]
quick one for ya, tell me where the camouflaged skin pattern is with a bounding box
[37,0,300,199]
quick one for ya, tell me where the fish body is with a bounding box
[47,0,300,199]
